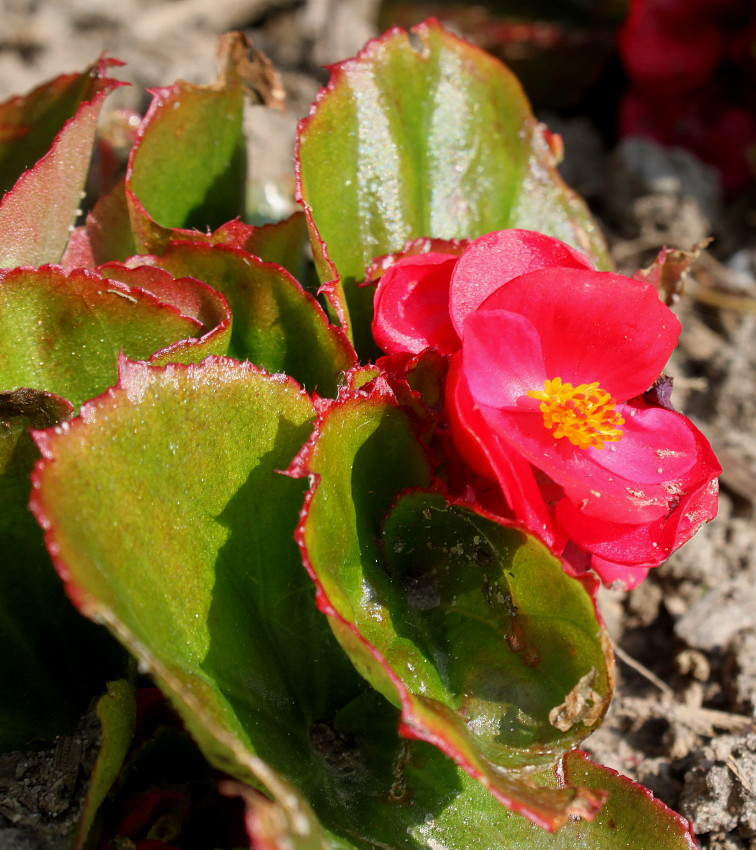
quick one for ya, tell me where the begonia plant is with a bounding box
[0,19,718,850]
[371,229,720,589]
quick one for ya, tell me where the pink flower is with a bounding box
[372,229,720,589]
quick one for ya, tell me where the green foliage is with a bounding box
[297,19,611,350]
[0,20,699,850]
[0,389,122,748]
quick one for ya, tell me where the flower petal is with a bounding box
[478,267,681,401]
[446,358,554,546]
[589,404,697,483]
[372,253,460,354]
[473,404,697,524]
[555,419,720,566]
[448,229,593,337]
[462,309,547,410]
[589,556,649,590]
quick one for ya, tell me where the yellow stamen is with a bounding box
[528,377,624,450]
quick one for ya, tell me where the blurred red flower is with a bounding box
[617,0,756,193]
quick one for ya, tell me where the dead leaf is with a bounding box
[634,240,711,306]
[215,31,285,109]
[549,667,605,732]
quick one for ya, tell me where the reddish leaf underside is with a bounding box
[0,60,124,268]
[96,261,232,367]
[0,58,121,196]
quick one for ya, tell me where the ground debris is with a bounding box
[680,730,756,844]
[0,707,100,850]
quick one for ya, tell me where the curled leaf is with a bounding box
[293,382,612,829]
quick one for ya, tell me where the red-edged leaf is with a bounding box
[138,241,355,395]
[29,357,362,841]
[125,35,249,253]
[296,19,611,347]
[559,750,699,849]
[96,261,232,366]
[0,265,227,407]
[292,381,611,829]
[0,58,121,195]
[29,358,699,847]
[64,187,308,282]
[206,213,309,279]
[0,59,124,268]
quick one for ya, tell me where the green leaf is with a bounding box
[294,385,609,828]
[557,750,700,849]
[30,358,365,816]
[30,361,694,846]
[326,693,699,849]
[74,679,136,850]
[296,19,611,347]
[141,241,355,395]
[126,41,247,250]
[0,265,226,408]
[0,389,121,749]
[0,60,123,268]
[232,692,699,849]
[382,492,613,760]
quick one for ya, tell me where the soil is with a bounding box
[1,1,755,848]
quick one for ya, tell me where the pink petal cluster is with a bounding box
[372,229,720,589]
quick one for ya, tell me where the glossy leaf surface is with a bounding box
[232,691,698,849]
[30,360,698,846]
[294,383,611,828]
[335,698,699,849]
[126,38,247,252]
[30,359,366,831]
[296,19,610,344]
